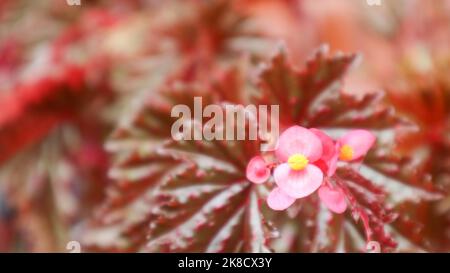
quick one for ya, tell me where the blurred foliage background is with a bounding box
[0,0,449,252]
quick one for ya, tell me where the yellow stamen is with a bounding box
[339,145,354,161]
[288,154,308,171]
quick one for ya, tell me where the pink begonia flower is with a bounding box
[318,184,347,214]
[246,156,270,184]
[337,130,376,162]
[314,129,376,213]
[267,187,296,211]
[248,127,374,213]
[273,126,324,199]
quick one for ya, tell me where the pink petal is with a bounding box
[275,126,323,162]
[314,159,328,174]
[338,130,376,160]
[310,128,339,177]
[246,156,270,184]
[273,163,323,198]
[267,187,296,211]
[326,144,339,177]
[310,128,335,162]
[318,185,347,214]
[314,156,337,177]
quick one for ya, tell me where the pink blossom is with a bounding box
[273,126,324,199]
[247,126,375,214]
[246,156,270,184]
[337,130,376,162]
